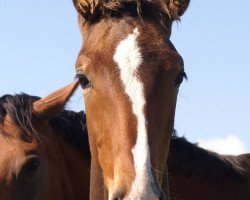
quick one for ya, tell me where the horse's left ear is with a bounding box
[33,81,79,120]
[168,0,190,20]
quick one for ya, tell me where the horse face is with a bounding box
[74,1,190,198]
[0,115,44,200]
[74,0,189,199]
[0,115,78,200]
[0,82,82,200]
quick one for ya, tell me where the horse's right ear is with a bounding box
[33,81,79,121]
[168,0,191,20]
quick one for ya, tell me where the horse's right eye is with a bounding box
[76,73,91,89]
[174,71,187,88]
[24,158,41,172]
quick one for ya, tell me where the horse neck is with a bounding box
[167,137,249,200]
[167,136,245,182]
[54,132,91,199]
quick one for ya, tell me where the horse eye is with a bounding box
[174,71,187,88]
[25,158,41,172]
[76,73,91,89]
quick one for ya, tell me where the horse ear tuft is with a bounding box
[33,81,79,121]
[73,0,101,20]
[72,0,191,22]
[168,0,190,20]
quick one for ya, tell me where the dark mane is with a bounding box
[50,110,90,158]
[0,94,39,135]
[73,0,190,25]
[168,132,246,183]
[0,94,90,158]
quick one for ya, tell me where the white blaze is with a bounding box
[113,28,158,199]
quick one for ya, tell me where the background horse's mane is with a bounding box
[73,0,190,24]
[0,94,90,157]
[168,131,247,183]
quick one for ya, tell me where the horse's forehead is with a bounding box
[83,26,141,72]
[0,124,40,176]
[0,115,20,135]
[0,115,36,144]
[0,120,31,160]
[0,138,38,187]
[83,21,170,73]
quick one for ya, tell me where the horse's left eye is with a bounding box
[174,71,187,88]
[22,157,41,174]
[76,73,91,89]
[25,158,41,172]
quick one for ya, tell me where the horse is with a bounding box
[0,82,91,200]
[72,0,190,199]
[168,133,250,200]
[2,85,248,200]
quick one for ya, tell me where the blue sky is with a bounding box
[0,0,249,153]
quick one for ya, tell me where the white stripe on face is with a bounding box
[113,28,158,199]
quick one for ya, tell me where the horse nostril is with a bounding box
[159,191,167,200]
[112,197,122,200]
[111,188,126,200]
[112,195,124,200]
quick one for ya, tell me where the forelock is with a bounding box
[0,94,40,136]
[73,0,189,26]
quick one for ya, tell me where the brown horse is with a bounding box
[3,86,248,200]
[72,0,190,199]
[0,82,91,200]
[168,133,250,200]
